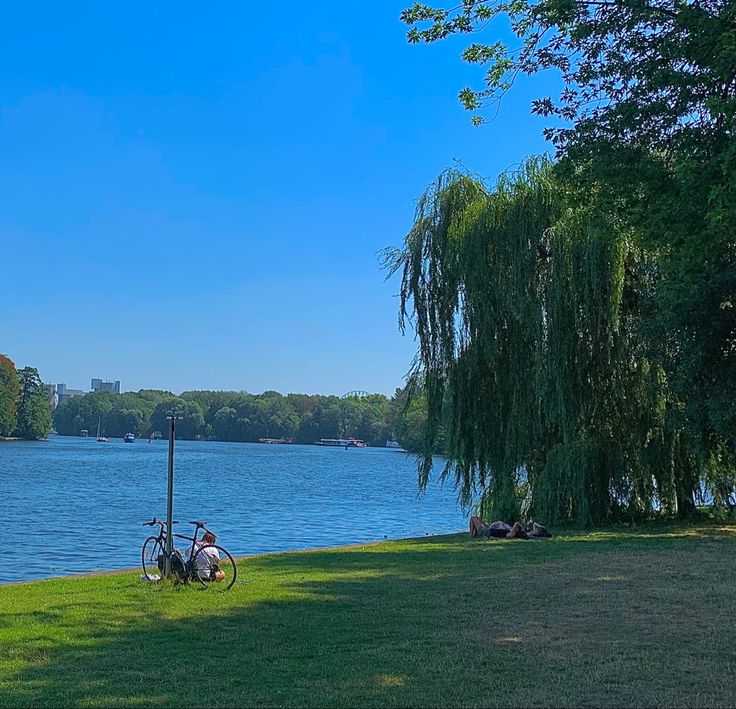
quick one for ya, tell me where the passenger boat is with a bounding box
[123,433,135,443]
[315,438,367,448]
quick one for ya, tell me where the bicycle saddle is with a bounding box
[189,520,207,527]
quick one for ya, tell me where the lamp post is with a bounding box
[164,414,181,577]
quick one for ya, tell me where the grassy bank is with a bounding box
[1,521,735,708]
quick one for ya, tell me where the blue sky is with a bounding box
[1,1,556,396]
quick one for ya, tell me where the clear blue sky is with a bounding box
[1,1,556,396]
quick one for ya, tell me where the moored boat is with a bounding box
[96,417,108,442]
[315,438,367,448]
[258,437,294,444]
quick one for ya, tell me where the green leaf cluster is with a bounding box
[398,0,735,522]
[402,0,735,155]
[15,366,53,440]
[0,354,20,437]
[389,159,731,524]
[0,355,53,440]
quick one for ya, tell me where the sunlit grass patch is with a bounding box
[1,519,735,708]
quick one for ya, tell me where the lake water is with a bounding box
[1,436,466,583]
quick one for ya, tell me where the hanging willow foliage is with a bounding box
[386,158,690,525]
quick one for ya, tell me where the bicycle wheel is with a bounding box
[191,544,237,591]
[141,536,165,582]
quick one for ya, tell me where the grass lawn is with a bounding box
[1,520,735,708]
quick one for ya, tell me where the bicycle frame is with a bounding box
[148,520,209,570]
[142,517,236,590]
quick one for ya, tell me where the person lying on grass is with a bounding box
[469,518,552,540]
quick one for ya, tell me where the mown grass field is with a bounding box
[1,520,735,708]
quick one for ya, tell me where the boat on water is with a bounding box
[315,438,367,448]
[96,417,108,442]
[123,433,135,443]
[258,437,294,444]
[151,431,163,439]
[385,439,402,449]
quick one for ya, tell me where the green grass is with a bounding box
[2,520,736,708]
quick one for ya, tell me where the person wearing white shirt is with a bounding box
[192,530,226,582]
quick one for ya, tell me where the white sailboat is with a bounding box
[96,417,108,442]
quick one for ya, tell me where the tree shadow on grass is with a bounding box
[2,528,736,708]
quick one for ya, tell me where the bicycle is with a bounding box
[141,518,237,591]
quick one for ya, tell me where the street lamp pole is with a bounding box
[164,414,180,577]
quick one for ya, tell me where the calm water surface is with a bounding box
[1,436,465,583]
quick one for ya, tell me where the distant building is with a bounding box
[57,383,86,404]
[91,378,121,394]
[44,384,58,410]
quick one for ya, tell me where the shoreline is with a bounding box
[36,434,410,449]
[0,531,464,587]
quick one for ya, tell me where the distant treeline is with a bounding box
[53,387,431,448]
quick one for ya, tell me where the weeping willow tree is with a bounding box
[387,158,688,525]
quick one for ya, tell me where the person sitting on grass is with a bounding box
[469,517,551,539]
[193,531,226,582]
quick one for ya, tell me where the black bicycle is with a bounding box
[141,518,237,591]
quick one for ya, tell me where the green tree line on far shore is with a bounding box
[0,354,53,440]
[53,387,430,448]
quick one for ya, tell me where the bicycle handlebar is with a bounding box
[143,518,179,527]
